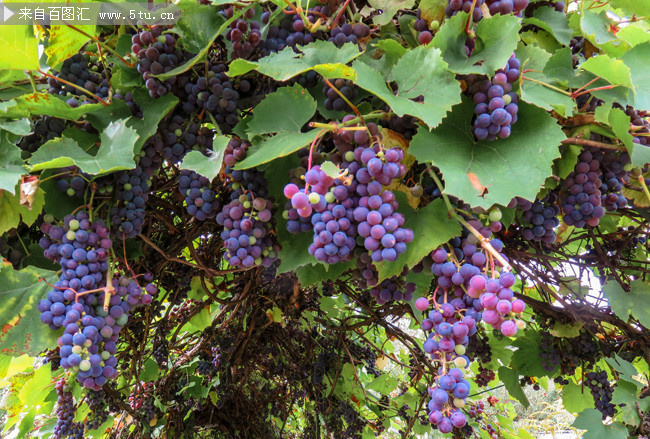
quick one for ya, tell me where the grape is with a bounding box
[511,193,560,244]
[132,26,183,98]
[47,52,110,106]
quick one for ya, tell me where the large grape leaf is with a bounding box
[180,136,229,182]
[572,409,629,439]
[45,24,95,68]
[610,0,650,17]
[29,120,138,175]
[0,139,25,195]
[602,280,650,329]
[0,185,45,235]
[0,26,39,70]
[611,380,650,426]
[622,43,650,110]
[562,381,595,413]
[352,45,461,129]
[0,93,103,120]
[581,55,634,91]
[431,12,521,75]
[0,264,60,356]
[246,84,317,136]
[522,8,572,46]
[409,98,564,209]
[229,41,361,81]
[497,366,529,408]
[376,197,460,281]
[368,0,416,26]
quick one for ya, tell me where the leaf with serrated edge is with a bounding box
[353,46,461,129]
[0,141,25,195]
[432,12,521,75]
[602,279,650,329]
[409,98,564,209]
[498,366,529,408]
[572,409,628,439]
[246,84,316,136]
[622,43,650,111]
[0,186,45,235]
[234,131,320,170]
[180,136,229,182]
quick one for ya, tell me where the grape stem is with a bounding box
[103,260,115,311]
[35,69,108,105]
[465,0,479,34]
[426,168,512,271]
[520,74,573,96]
[331,0,352,29]
[323,78,362,120]
[561,137,626,151]
[63,23,134,68]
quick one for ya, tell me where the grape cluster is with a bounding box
[54,167,114,199]
[54,378,77,439]
[178,169,219,221]
[47,52,109,105]
[469,55,521,140]
[86,389,109,431]
[223,6,261,59]
[328,23,370,48]
[414,17,434,45]
[353,254,416,303]
[584,370,616,419]
[109,165,152,238]
[509,193,560,244]
[260,5,332,55]
[624,105,650,147]
[131,26,183,98]
[593,148,629,212]
[153,335,169,368]
[129,382,157,425]
[18,116,66,156]
[560,150,606,228]
[323,78,358,112]
[538,332,560,372]
[445,0,484,21]
[157,114,212,164]
[485,0,530,16]
[182,63,240,132]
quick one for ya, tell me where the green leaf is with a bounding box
[581,54,634,91]
[360,39,408,82]
[180,136,229,182]
[523,8,572,46]
[234,131,320,170]
[543,47,576,83]
[0,27,39,70]
[45,25,95,68]
[184,306,211,332]
[617,25,650,49]
[18,363,52,407]
[0,264,59,356]
[0,93,104,120]
[29,120,138,175]
[622,43,650,110]
[572,409,629,439]
[602,279,650,329]
[510,330,549,377]
[409,99,564,209]
[246,85,317,136]
[581,11,617,47]
[605,354,644,387]
[296,261,355,286]
[549,321,583,338]
[0,186,45,235]
[353,46,461,129]
[608,107,636,158]
[432,12,521,75]
[376,197,461,281]
[0,141,25,195]
[368,0,416,25]
[0,119,31,136]
[497,366,529,408]
[519,70,575,116]
[611,379,650,426]
[366,374,399,395]
[562,381,595,413]
[229,41,362,82]
[139,358,159,382]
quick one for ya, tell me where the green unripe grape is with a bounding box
[232,182,241,190]
[453,398,465,408]
[308,192,320,204]
[268,250,277,258]
[174,129,183,137]
[243,201,251,209]
[84,339,92,348]
[430,20,440,31]
[411,185,423,198]
[454,345,466,355]
[200,188,205,193]
[516,319,526,330]
[123,183,132,191]
[249,236,257,245]
[325,192,335,203]
[72,366,79,372]
[140,150,146,157]
[282,210,290,220]
[66,188,76,197]
[105,185,113,193]
[69,219,80,230]
[489,208,502,222]
[623,163,634,172]
[72,345,83,355]
[158,35,167,44]
[116,314,128,326]
[79,360,91,372]
[345,151,355,162]
[630,167,642,178]
[43,214,54,223]
[66,230,77,241]
[239,194,248,204]
[96,307,108,317]
[454,356,468,368]
[101,350,111,360]
[503,94,512,106]
[255,257,263,265]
